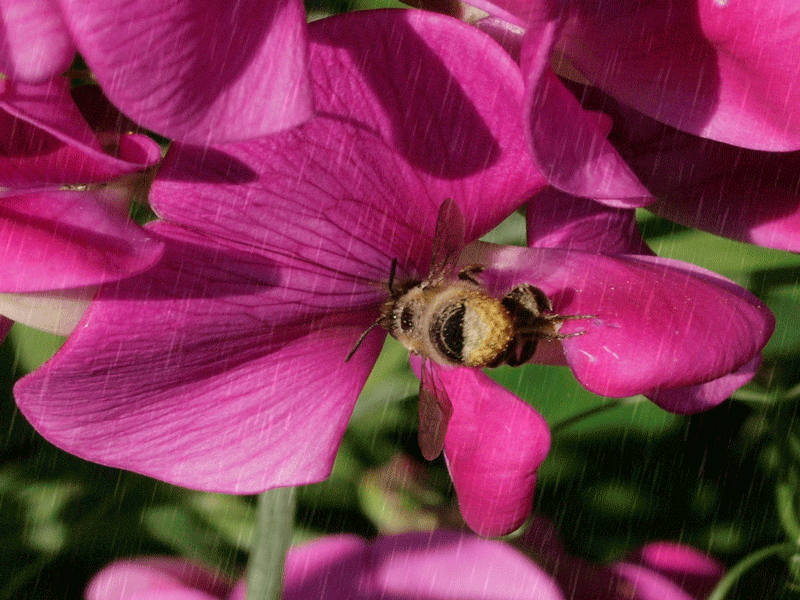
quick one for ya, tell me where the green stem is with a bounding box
[246,487,296,600]
[776,467,800,542]
[705,542,795,600]
[550,398,635,435]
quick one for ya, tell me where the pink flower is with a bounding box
[0,77,163,336]
[84,532,566,600]
[83,531,724,600]
[463,0,800,251]
[0,0,313,142]
[521,516,725,600]
[12,9,774,537]
[524,189,773,413]
[573,88,800,252]
[0,78,159,188]
[13,9,546,537]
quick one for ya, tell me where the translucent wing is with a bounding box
[427,198,465,283]
[417,359,454,461]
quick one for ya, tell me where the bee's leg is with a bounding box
[508,336,539,367]
[504,284,552,316]
[487,335,540,368]
[457,264,484,285]
[535,313,594,341]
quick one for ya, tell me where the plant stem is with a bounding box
[705,542,795,600]
[246,487,296,600]
[550,398,636,435]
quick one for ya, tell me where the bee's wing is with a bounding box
[417,359,454,461]
[428,198,465,283]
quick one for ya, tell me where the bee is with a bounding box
[347,198,591,459]
[347,198,590,368]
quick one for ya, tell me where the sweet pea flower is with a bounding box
[469,0,800,157]
[520,516,725,600]
[0,77,159,188]
[14,9,548,536]
[0,77,163,337]
[549,0,800,152]
[0,0,312,143]
[571,86,800,253]
[465,0,800,251]
[13,8,775,537]
[523,189,773,413]
[85,532,566,600]
[84,530,724,600]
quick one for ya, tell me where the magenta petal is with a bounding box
[59,0,313,143]
[0,316,11,342]
[85,557,231,600]
[520,17,651,206]
[370,531,564,599]
[462,244,774,402]
[526,188,651,254]
[283,535,371,600]
[646,356,761,414]
[0,191,164,292]
[611,563,698,600]
[561,0,800,151]
[559,256,774,399]
[627,541,725,600]
[588,94,800,253]
[644,143,800,253]
[0,0,75,83]
[152,9,542,277]
[0,79,160,186]
[14,223,385,492]
[436,366,550,536]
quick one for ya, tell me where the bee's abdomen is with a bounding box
[430,290,513,368]
[431,302,467,364]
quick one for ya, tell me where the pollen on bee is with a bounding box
[460,293,513,367]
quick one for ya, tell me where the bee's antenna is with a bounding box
[345,318,382,362]
[347,258,397,362]
[387,258,398,295]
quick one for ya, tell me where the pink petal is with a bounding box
[369,530,565,599]
[628,541,725,600]
[437,366,551,536]
[560,0,800,151]
[473,16,525,62]
[518,11,651,206]
[283,535,371,600]
[610,563,701,600]
[460,243,774,404]
[645,142,800,253]
[85,557,231,600]
[14,9,541,493]
[58,0,313,143]
[0,316,11,342]
[586,92,800,253]
[0,191,164,292]
[647,355,761,414]
[283,531,565,599]
[0,79,160,187]
[0,0,75,83]
[152,9,542,276]
[526,188,651,254]
[15,222,385,492]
